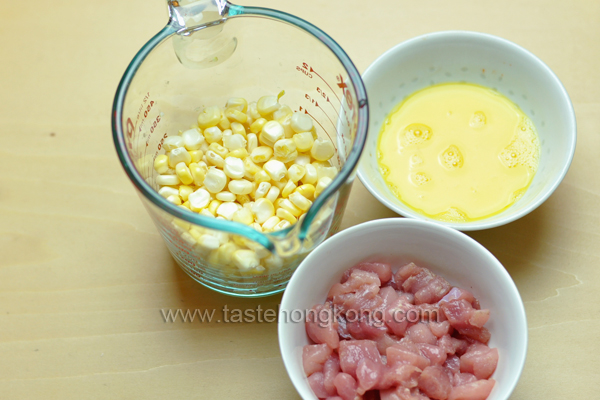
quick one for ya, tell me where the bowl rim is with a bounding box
[278,217,528,400]
[357,30,577,231]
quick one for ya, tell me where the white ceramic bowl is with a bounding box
[279,218,527,400]
[357,31,576,230]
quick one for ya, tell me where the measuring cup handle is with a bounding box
[167,0,231,31]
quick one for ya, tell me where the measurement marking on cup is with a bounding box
[299,106,334,146]
[317,86,340,119]
[305,93,338,134]
[309,65,342,105]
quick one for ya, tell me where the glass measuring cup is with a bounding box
[112,0,368,297]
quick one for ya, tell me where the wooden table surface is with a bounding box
[1,0,599,398]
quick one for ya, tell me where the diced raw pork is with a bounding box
[439,300,490,343]
[386,345,430,371]
[347,314,388,340]
[406,323,438,345]
[381,387,430,400]
[437,335,469,357]
[384,300,412,336]
[303,344,333,376]
[439,288,480,310]
[374,334,403,355]
[452,373,477,387]
[443,355,461,374]
[328,270,382,299]
[429,321,452,338]
[337,315,353,340]
[334,284,383,314]
[414,276,451,305]
[447,379,495,400]
[378,364,422,389]
[309,372,329,399]
[417,366,452,400]
[459,343,499,379]
[307,303,340,349]
[339,340,383,378]
[417,343,447,366]
[342,262,393,284]
[324,354,341,396]
[356,358,386,394]
[333,372,359,400]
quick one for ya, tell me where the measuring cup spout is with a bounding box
[167,0,231,32]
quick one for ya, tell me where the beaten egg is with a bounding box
[377,82,540,222]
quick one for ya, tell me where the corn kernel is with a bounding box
[247,101,261,120]
[311,138,335,162]
[216,191,236,202]
[208,199,222,215]
[158,186,178,198]
[169,147,192,167]
[204,168,227,193]
[156,174,180,186]
[273,105,293,121]
[224,108,248,124]
[180,202,191,210]
[222,129,232,138]
[243,157,261,180]
[276,207,297,224]
[295,184,316,200]
[197,234,220,250]
[232,249,261,271]
[250,146,273,163]
[216,201,240,220]
[292,131,314,153]
[205,150,224,168]
[223,133,247,151]
[263,159,287,181]
[247,133,258,153]
[251,198,275,224]
[188,188,211,211]
[179,185,194,201]
[203,126,223,143]
[226,97,248,113]
[315,177,333,197]
[226,148,248,159]
[232,208,254,225]
[200,208,215,217]
[250,222,263,232]
[198,106,222,129]
[208,142,228,158]
[189,150,204,163]
[262,216,281,231]
[317,165,338,181]
[154,154,169,174]
[265,186,280,203]
[273,138,296,159]
[250,118,267,134]
[257,95,280,116]
[273,220,292,231]
[264,254,283,269]
[280,114,294,138]
[189,162,207,186]
[182,128,204,151]
[294,154,311,166]
[231,122,247,139]
[175,162,194,185]
[259,120,284,147]
[254,181,271,199]
[287,164,306,183]
[163,136,184,151]
[289,191,312,211]
[291,112,314,133]
[222,156,245,179]
[216,242,240,265]
[282,180,297,198]
[236,194,251,205]
[279,198,302,217]
[218,115,231,130]
[228,179,253,195]
[301,164,318,185]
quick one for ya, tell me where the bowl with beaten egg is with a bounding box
[357,31,576,230]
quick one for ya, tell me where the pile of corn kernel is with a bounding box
[153,93,338,273]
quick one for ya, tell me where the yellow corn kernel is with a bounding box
[289,191,312,211]
[226,97,248,113]
[180,202,191,210]
[273,220,292,231]
[230,122,247,139]
[250,146,273,164]
[198,106,222,129]
[262,216,281,231]
[315,177,333,197]
[280,114,294,139]
[279,198,302,217]
[154,154,169,174]
[208,142,229,158]
[301,164,318,185]
[175,162,194,185]
[274,150,298,164]
[257,95,280,116]
[273,105,293,121]
[236,194,251,205]
[218,115,231,130]
[208,199,222,215]
[295,184,316,200]
[287,164,306,183]
[232,208,254,225]
[250,118,267,134]
[179,185,194,201]
[281,180,297,198]
[166,194,182,205]
[168,147,192,167]
[226,148,249,159]
[247,101,261,120]
[224,108,248,124]
[292,131,315,153]
[311,138,335,161]
[205,150,225,168]
[276,207,297,224]
[203,126,223,144]
[273,138,297,159]
[273,198,285,209]
[243,157,261,179]
[250,222,263,232]
[189,150,204,163]
[189,162,207,186]
[265,186,280,203]
[253,170,269,184]
[259,121,284,147]
[173,218,191,231]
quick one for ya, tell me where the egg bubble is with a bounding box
[440,145,464,170]
[402,123,433,146]
[499,117,539,170]
[410,172,431,186]
[469,111,486,128]
[435,207,468,222]
[410,153,424,168]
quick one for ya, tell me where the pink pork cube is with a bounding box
[386,344,431,371]
[356,358,386,394]
[333,372,359,400]
[381,387,430,400]
[342,262,393,284]
[338,340,383,378]
[306,303,340,350]
[323,354,341,396]
[303,344,333,376]
[406,323,438,345]
[328,270,382,299]
[459,343,499,379]
[417,365,452,400]
[308,372,329,399]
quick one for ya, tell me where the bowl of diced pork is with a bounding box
[278,218,527,400]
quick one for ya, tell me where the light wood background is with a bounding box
[1,0,598,398]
